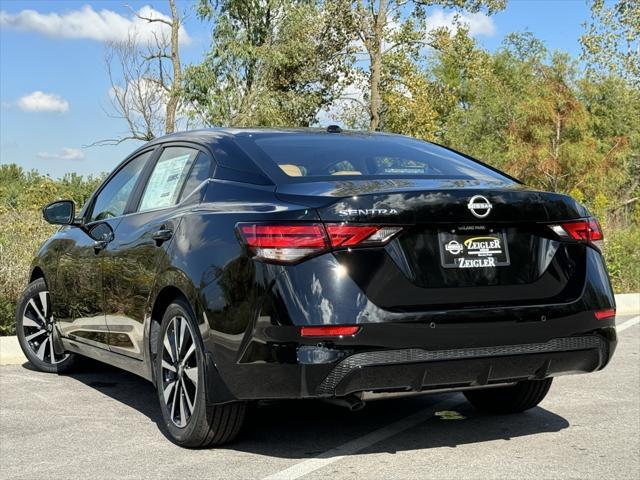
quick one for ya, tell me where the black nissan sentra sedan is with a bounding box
[17,128,617,447]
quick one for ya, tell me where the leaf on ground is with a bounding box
[435,410,466,421]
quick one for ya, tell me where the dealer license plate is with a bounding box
[438,227,510,269]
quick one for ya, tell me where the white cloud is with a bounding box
[0,5,191,45]
[38,148,85,161]
[16,91,69,113]
[425,10,496,37]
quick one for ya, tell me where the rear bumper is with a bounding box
[318,335,608,396]
[205,325,616,403]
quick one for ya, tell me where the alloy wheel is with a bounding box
[161,315,199,428]
[21,291,69,364]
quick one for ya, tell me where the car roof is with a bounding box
[131,128,521,186]
[144,127,396,146]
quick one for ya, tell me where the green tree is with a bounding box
[184,0,354,127]
[424,30,639,227]
[578,75,640,226]
[581,0,639,87]
[348,0,506,131]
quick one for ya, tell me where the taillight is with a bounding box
[300,325,360,337]
[237,223,402,264]
[325,224,402,248]
[238,224,327,263]
[549,218,604,251]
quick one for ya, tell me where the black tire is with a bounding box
[155,299,246,448]
[463,378,553,414]
[15,278,78,373]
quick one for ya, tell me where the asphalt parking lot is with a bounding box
[1,314,638,480]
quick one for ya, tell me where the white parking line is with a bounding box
[618,315,640,332]
[262,398,463,480]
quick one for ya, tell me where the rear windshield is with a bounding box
[251,134,512,182]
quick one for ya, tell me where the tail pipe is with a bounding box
[323,394,366,412]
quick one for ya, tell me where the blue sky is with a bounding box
[0,0,593,178]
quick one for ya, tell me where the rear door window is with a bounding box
[138,147,198,212]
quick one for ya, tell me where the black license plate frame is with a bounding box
[438,228,510,269]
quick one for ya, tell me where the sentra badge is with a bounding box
[338,208,399,216]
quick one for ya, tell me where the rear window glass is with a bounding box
[252,134,510,182]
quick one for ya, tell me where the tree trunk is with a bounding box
[369,0,386,131]
[551,112,562,191]
[165,0,181,134]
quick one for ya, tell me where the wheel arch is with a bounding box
[145,266,205,381]
[146,271,237,403]
[29,266,46,284]
[147,284,192,382]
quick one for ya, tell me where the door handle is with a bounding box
[152,228,173,246]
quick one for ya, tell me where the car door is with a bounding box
[54,150,153,349]
[102,145,212,359]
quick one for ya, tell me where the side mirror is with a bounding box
[43,200,76,225]
[87,222,114,253]
[88,222,114,242]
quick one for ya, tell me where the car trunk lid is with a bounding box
[276,179,589,310]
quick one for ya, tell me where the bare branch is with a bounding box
[90,1,185,146]
[337,96,369,109]
[83,135,149,148]
[125,3,173,26]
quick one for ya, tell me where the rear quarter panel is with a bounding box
[154,180,317,381]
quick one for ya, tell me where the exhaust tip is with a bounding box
[323,394,366,412]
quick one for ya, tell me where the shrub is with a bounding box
[0,209,56,335]
[0,165,103,335]
[603,226,640,294]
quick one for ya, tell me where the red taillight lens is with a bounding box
[561,219,603,242]
[300,325,360,337]
[326,224,379,247]
[238,222,402,263]
[238,224,328,263]
[239,224,327,248]
[325,224,401,248]
[550,218,604,250]
[594,308,616,320]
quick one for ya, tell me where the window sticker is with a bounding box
[139,153,192,211]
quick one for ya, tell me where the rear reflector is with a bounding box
[594,308,616,320]
[238,222,402,263]
[300,326,360,337]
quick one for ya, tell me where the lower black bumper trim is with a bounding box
[317,335,607,395]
